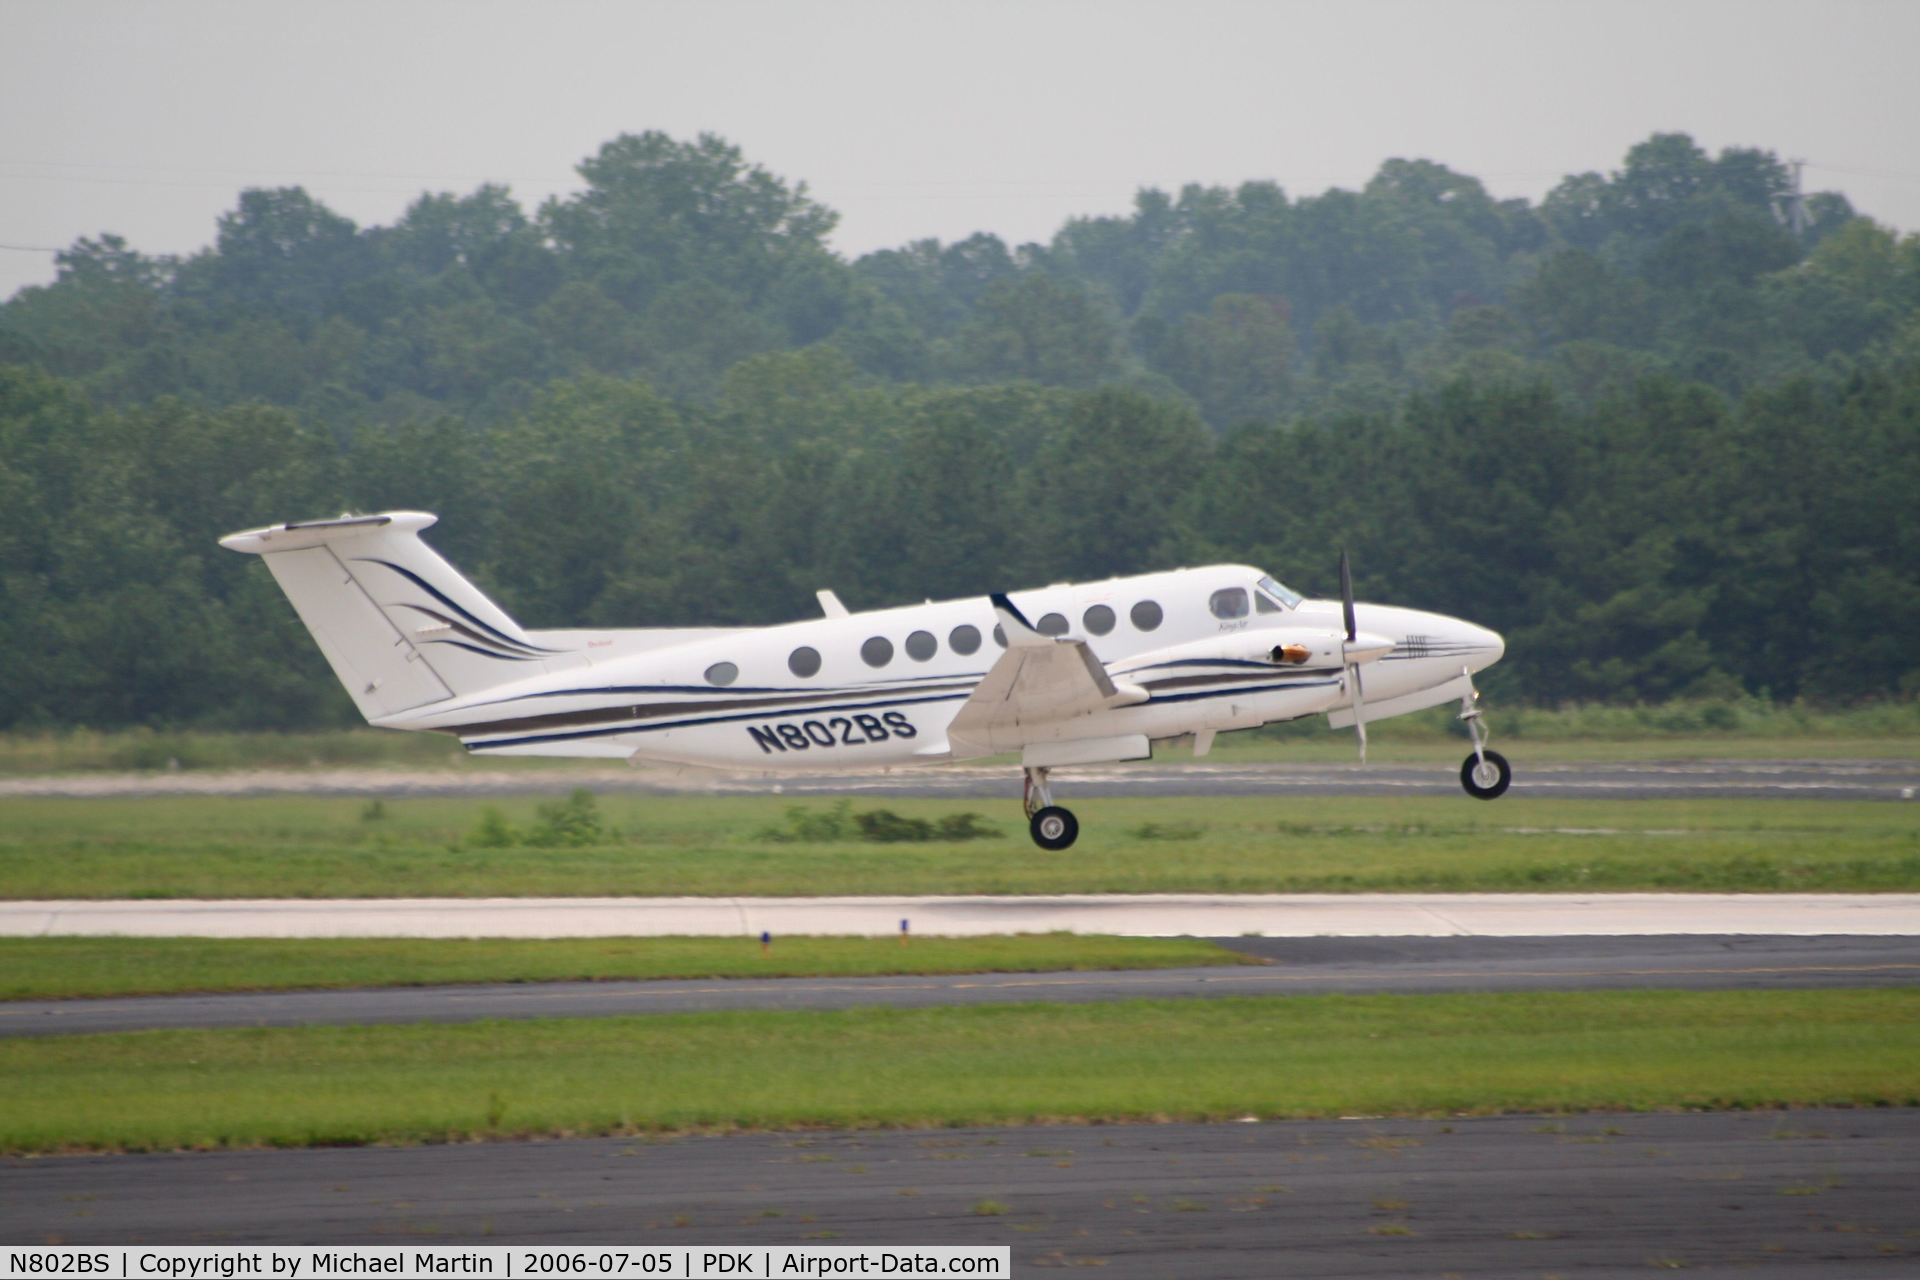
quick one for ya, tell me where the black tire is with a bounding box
[1029,805,1079,850]
[1460,749,1512,800]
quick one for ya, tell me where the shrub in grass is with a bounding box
[758,800,857,842]
[468,805,518,849]
[854,809,1002,842]
[762,802,1003,843]
[933,812,1002,841]
[855,809,935,842]
[1129,821,1204,840]
[466,789,607,848]
[526,788,604,847]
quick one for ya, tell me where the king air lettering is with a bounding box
[748,711,917,753]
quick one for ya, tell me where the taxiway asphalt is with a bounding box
[6,1110,1915,1274]
[4,934,1918,1037]
[4,755,1916,801]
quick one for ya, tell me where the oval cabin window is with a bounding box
[860,636,894,668]
[905,630,937,661]
[1083,604,1115,636]
[1210,587,1250,620]
[1130,600,1163,632]
[787,646,821,678]
[949,624,981,655]
[704,661,739,687]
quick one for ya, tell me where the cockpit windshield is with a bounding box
[1256,574,1303,610]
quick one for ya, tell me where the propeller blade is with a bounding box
[1349,663,1367,763]
[1339,547,1356,643]
[1340,548,1366,763]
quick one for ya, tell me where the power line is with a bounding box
[1804,161,1920,185]
[0,160,578,194]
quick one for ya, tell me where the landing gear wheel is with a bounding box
[1460,749,1511,800]
[1029,806,1079,850]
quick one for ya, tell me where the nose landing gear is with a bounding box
[1457,675,1511,800]
[1024,766,1080,849]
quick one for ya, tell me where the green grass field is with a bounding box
[0,935,1249,1001]
[6,720,1912,1156]
[2,698,1915,776]
[3,791,1914,899]
[3,990,1913,1154]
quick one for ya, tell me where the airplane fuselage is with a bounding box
[381,563,1503,771]
[223,513,1516,847]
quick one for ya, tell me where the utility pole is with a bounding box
[1773,159,1811,238]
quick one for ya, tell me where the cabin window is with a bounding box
[1130,599,1163,632]
[1083,604,1115,636]
[1257,575,1303,609]
[1037,612,1069,636]
[949,624,982,656]
[704,661,739,687]
[787,646,821,678]
[992,623,1008,648]
[860,636,894,668]
[1210,587,1250,620]
[905,630,937,661]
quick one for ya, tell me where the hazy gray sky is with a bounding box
[5,0,1918,300]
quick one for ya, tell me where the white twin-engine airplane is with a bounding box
[222,511,1513,849]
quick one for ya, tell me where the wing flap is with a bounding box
[946,594,1146,757]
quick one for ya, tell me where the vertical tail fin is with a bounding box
[220,512,570,722]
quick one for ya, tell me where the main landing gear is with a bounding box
[1024,766,1079,850]
[1457,676,1511,800]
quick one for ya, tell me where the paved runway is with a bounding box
[7,758,1914,1266]
[5,755,1917,801]
[5,935,1917,1037]
[9,891,1920,938]
[7,1110,1915,1274]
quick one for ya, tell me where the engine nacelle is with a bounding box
[1108,628,1354,677]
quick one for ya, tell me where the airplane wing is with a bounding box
[944,594,1147,758]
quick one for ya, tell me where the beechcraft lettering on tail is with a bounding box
[221,512,1512,849]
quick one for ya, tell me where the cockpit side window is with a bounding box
[1209,587,1249,620]
[1257,574,1303,609]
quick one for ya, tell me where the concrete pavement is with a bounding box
[6,892,1920,937]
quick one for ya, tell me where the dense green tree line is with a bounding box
[2,131,1909,430]
[2,129,1918,729]
[3,342,1915,730]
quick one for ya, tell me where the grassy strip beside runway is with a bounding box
[2,989,1915,1154]
[3,793,1916,898]
[0,935,1248,1000]
[4,705,1915,775]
